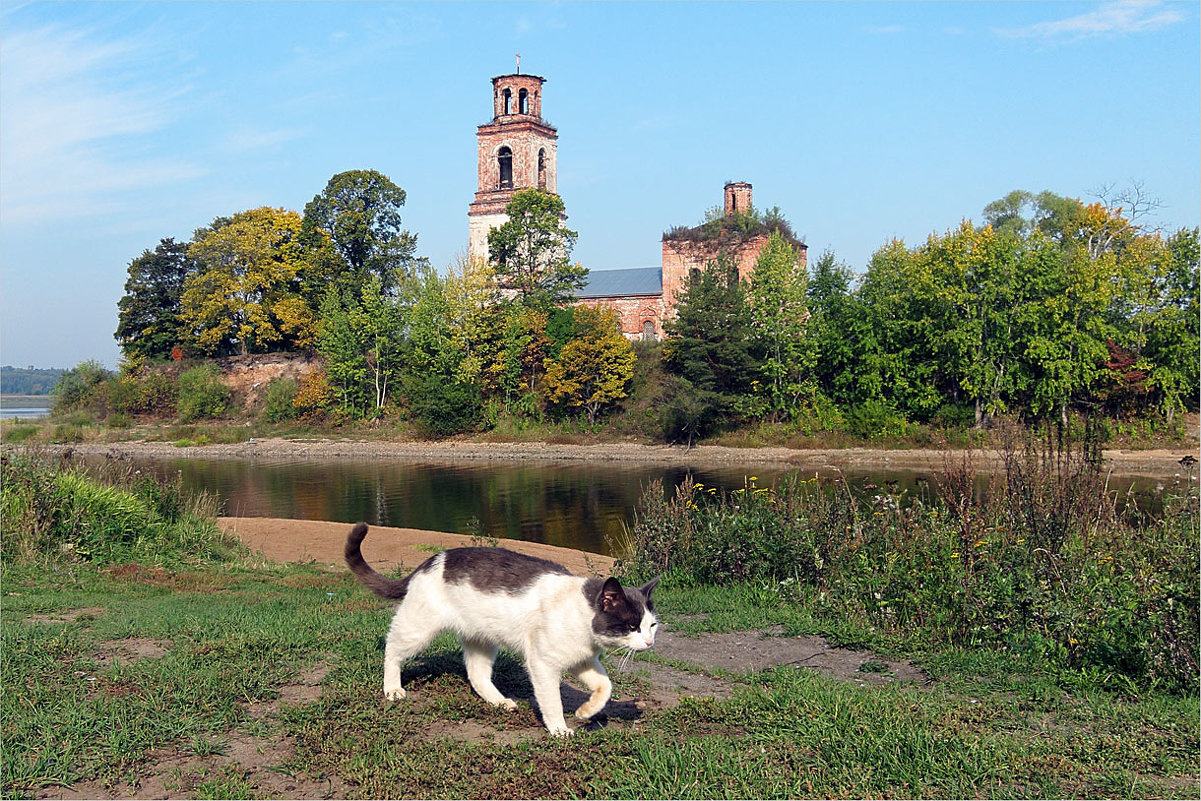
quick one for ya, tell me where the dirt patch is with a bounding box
[220,517,616,578]
[38,659,347,801]
[93,637,170,666]
[651,627,928,688]
[27,607,104,624]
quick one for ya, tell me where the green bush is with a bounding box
[177,365,230,423]
[404,372,482,437]
[620,438,1199,694]
[0,454,237,566]
[845,398,910,440]
[51,360,111,413]
[261,377,300,423]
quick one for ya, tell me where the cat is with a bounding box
[344,523,660,736]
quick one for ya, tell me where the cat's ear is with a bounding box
[599,577,628,612]
[639,575,662,598]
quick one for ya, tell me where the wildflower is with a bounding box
[951,551,960,559]
[973,539,986,548]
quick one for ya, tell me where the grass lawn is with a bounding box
[3,559,1197,800]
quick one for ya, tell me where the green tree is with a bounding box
[317,276,406,416]
[662,256,760,438]
[301,169,425,294]
[542,306,635,423]
[486,189,586,310]
[746,231,813,420]
[1126,227,1200,422]
[115,238,195,359]
[181,208,318,356]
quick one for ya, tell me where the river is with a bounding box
[89,454,1176,556]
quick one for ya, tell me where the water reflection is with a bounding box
[99,456,1170,556]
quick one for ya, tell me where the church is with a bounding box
[467,70,806,340]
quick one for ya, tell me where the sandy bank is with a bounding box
[52,437,1200,478]
[220,516,616,577]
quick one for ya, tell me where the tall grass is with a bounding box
[618,426,1199,694]
[0,452,240,567]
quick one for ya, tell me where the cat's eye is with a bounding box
[629,624,639,632]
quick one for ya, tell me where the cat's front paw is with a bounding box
[497,698,518,711]
[547,725,574,738]
[383,686,406,702]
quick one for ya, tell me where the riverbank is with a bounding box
[219,516,616,576]
[56,437,1200,479]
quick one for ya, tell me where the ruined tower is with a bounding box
[467,72,559,261]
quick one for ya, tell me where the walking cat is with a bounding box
[344,523,660,736]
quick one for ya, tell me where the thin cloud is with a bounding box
[997,1,1184,41]
[0,24,201,227]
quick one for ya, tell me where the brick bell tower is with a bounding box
[467,67,559,261]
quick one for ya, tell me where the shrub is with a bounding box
[845,398,909,440]
[51,360,111,413]
[404,372,482,437]
[0,453,237,566]
[176,364,230,423]
[261,377,300,423]
[619,429,1199,693]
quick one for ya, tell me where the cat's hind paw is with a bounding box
[383,686,407,702]
[498,698,518,711]
[547,725,574,738]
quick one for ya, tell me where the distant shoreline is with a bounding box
[47,437,1200,479]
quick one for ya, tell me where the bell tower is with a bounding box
[468,69,559,261]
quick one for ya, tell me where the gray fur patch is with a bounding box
[441,548,570,595]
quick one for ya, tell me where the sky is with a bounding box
[1,1,1198,371]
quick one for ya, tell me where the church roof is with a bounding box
[576,267,662,299]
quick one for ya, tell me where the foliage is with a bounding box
[260,377,300,423]
[115,238,194,360]
[746,231,813,420]
[1,366,64,395]
[403,370,482,437]
[662,256,761,439]
[180,207,319,356]
[663,203,804,253]
[486,189,586,310]
[0,454,236,566]
[301,169,424,295]
[51,361,112,414]
[176,364,230,423]
[542,306,635,423]
[620,427,1199,693]
[317,276,407,416]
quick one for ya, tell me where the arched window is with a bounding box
[498,146,513,189]
[519,88,529,114]
[537,149,547,189]
[642,320,656,341]
[502,89,512,115]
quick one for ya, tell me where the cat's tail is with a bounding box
[344,523,412,600]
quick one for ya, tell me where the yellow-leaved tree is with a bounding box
[181,207,318,355]
[542,306,635,424]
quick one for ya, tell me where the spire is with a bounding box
[516,53,521,74]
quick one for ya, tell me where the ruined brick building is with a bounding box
[467,71,806,340]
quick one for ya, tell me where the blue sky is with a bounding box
[2,1,1198,370]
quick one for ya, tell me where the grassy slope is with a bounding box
[2,561,1196,800]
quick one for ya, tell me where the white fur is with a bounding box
[379,552,656,736]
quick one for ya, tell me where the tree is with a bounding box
[662,256,760,437]
[542,306,635,424]
[115,238,194,359]
[1128,227,1199,422]
[746,231,813,420]
[181,208,318,356]
[486,189,586,309]
[302,169,425,294]
[317,276,407,415]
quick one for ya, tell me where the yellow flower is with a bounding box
[951,552,960,559]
